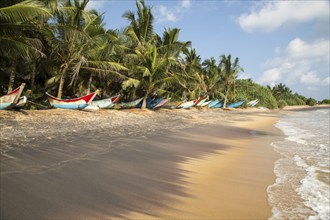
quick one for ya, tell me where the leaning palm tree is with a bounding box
[0,0,51,92]
[220,54,244,108]
[48,0,127,98]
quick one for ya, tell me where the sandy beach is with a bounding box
[1,108,285,219]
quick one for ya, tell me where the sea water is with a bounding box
[268,109,330,220]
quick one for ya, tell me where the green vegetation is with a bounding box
[236,79,278,109]
[321,99,330,104]
[0,0,322,109]
[306,98,317,106]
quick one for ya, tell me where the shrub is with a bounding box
[235,79,278,109]
[321,99,330,104]
[277,99,288,108]
[306,98,317,106]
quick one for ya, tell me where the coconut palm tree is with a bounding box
[122,0,154,48]
[219,54,244,108]
[202,57,223,98]
[48,0,127,98]
[180,48,206,99]
[0,0,51,92]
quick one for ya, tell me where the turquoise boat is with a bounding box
[208,99,220,108]
[227,100,245,108]
[213,102,223,108]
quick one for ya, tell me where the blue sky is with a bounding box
[88,0,330,100]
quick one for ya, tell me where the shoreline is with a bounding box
[124,113,282,219]
[0,107,309,219]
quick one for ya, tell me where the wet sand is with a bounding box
[1,108,282,219]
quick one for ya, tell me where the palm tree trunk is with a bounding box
[86,73,93,94]
[223,88,229,108]
[30,62,36,91]
[57,64,68,99]
[7,59,17,93]
[141,93,148,109]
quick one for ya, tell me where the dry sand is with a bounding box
[1,108,282,219]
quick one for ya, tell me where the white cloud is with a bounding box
[258,62,294,85]
[181,0,191,9]
[238,1,329,33]
[300,72,321,85]
[158,5,177,22]
[155,0,192,23]
[286,38,329,60]
[257,38,330,89]
[86,0,105,11]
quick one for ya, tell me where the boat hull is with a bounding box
[248,99,259,107]
[153,98,170,109]
[117,98,144,109]
[227,100,245,108]
[177,100,197,109]
[208,99,220,108]
[0,83,25,110]
[89,95,121,109]
[46,91,98,110]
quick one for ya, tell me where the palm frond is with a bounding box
[0,0,51,23]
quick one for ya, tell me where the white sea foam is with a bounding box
[268,109,330,220]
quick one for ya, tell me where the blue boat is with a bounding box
[227,100,245,108]
[136,97,164,109]
[213,102,223,108]
[207,99,220,108]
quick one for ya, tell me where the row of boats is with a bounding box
[0,83,259,110]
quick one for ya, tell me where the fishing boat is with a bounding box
[0,83,25,110]
[227,100,245,108]
[147,97,164,109]
[153,98,170,109]
[117,98,143,109]
[193,95,207,107]
[46,90,98,110]
[247,99,259,107]
[177,100,197,109]
[201,100,212,107]
[208,99,220,108]
[87,94,121,109]
[196,97,208,107]
[136,97,159,109]
[213,102,223,108]
[15,96,27,108]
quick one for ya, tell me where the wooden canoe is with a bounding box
[88,94,121,109]
[227,100,245,108]
[247,99,259,107]
[177,100,197,109]
[0,83,25,110]
[117,98,144,109]
[213,102,223,108]
[208,99,220,108]
[201,100,212,107]
[193,95,207,107]
[196,98,208,107]
[46,91,98,110]
[153,98,170,109]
